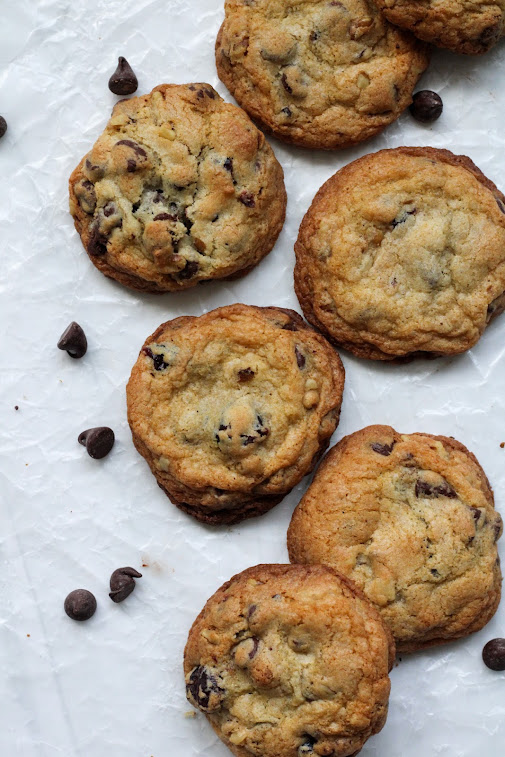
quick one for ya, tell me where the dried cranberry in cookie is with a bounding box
[216,0,428,149]
[126,305,345,525]
[184,564,394,757]
[288,425,503,652]
[69,84,286,292]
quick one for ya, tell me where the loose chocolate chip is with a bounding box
[108,56,138,96]
[496,198,505,215]
[109,567,142,603]
[57,322,88,359]
[281,73,293,94]
[186,666,224,712]
[482,638,505,670]
[371,441,395,456]
[415,479,457,499]
[295,346,306,368]
[410,90,443,124]
[178,260,199,279]
[78,427,115,459]
[239,191,255,208]
[0,116,7,139]
[392,208,417,228]
[64,589,97,621]
[238,368,255,382]
[87,225,108,256]
[14,405,19,410]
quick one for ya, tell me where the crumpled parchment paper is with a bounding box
[1,1,504,755]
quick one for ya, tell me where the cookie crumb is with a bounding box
[184,711,197,719]
[14,405,19,410]
[500,442,504,448]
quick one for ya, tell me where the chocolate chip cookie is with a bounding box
[372,0,505,55]
[184,564,394,757]
[288,426,503,652]
[294,147,505,360]
[126,305,345,525]
[215,0,429,150]
[69,84,286,292]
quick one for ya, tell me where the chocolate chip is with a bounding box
[115,139,147,159]
[298,738,315,755]
[85,158,105,181]
[103,203,116,217]
[75,179,96,214]
[108,56,138,96]
[109,567,142,603]
[281,73,293,94]
[310,30,320,41]
[153,212,176,221]
[0,116,7,139]
[239,191,255,208]
[57,322,88,359]
[78,427,115,459]
[87,225,108,256]
[371,441,395,456]
[431,568,440,577]
[392,208,417,228]
[224,157,233,172]
[142,347,169,371]
[410,90,443,124]
[496,198,505,215]
[282,106,292,117]
[470,507,481,522]
[178,260,199,279]
[494,520,502,541]
[247,604,257,618]
[180,208,194,231]
[282,321,298,331]
[127,159,137,172]
[482,638,505,670]
[238,368,255,382]
[415,479,457,499]
[186,666,224,713]
[64,589,97,621]
[295,346,306,368]
[248,636,259,659]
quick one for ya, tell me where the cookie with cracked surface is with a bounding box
[69,83,286,292]
[215,0,429,150]
[294,146,505,360]
[126,305,345,525]
[288,425,503,652]
[372,0,505,55]
[184,563,394,757]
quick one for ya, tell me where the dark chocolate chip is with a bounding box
[57,322,88,359]
[78,427,115,459]
[205,88,216,99]
[410,90,443,124]
[241,435,257,446]
[482,638,505,670]
[109,567,142,603]
[496,198,505,215]
[153,213,176,221]
[392,208,417,228]
[479,24,500,46]
[0,116,7,139]
[248,637,259,659]
[371,441,395,456]
[238,368,255,382]
[108,57,138,96]
[180,208,194,231]
[310,30,320,41]
[224,157,233,172]
[239,191,255,208]
[127,158,137,172]
[186,666,224,712]
[115,139,147,158]
[295,346,306,368]
[282,106,292,117]
[76,179,97,213]
[87,225,108,256]
[470,507,481,522]
[431,568,440,577]
[282,321,298,331]
[85,158,105,181]
[281,73,293,94]
[415,479,457,499]
[142,347,169,371]
[247,604,257,618]
[64,589,97,621]
[178,260,199,279]
[298,737,315,755]
[103,203,116,217]
[494,520,502,541]
[14,406,19,410]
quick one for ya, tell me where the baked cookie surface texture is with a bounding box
[126,305,345,524]
[288,425,503,652]
[372,0,505,55]
[216,0,429,149]
[70,84,286,292]
[294,147,505,360]
[184,563,395,757]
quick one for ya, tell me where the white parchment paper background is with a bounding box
[1,1,505,755]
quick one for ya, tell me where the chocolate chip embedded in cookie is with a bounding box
[294,146,505,360]
[288,425,503,652]
[215,0,429,149]
[69,83,286,292]
[126,305,345,525]
[184,564,394,757]
[372,0,505,54]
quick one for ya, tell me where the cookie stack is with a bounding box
[68,1,505,755]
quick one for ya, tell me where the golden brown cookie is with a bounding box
[288,425,503,652]
[372,0,505,55]
[69,83,286,292]
[215,0,429,149]
[126,305,345,524]
[294,147,505,360]
[184,564,395,757]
